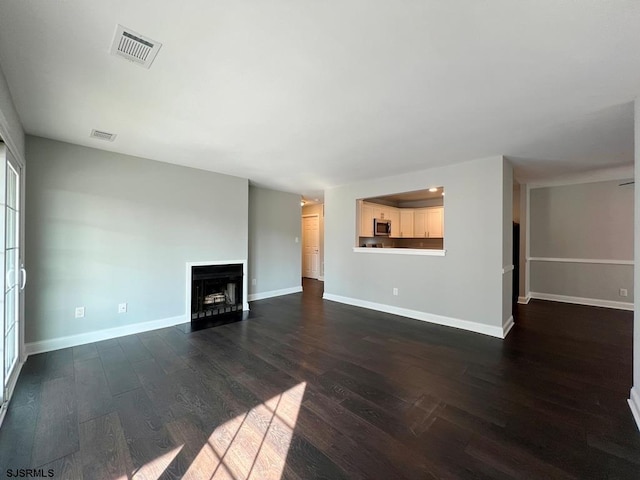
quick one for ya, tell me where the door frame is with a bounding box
[302,214,320,279]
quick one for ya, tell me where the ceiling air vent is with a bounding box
[90,129,117,142]
[109,24,162,69]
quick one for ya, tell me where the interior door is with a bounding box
[302,215,319,279]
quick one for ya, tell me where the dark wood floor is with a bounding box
[1,279,639,479]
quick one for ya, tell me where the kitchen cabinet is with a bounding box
[359,202,374,236]
[399,209,414,237]
[427,206,444,238]
[414,209,427,237]
[370,204,390,220]
[414,207,444,238]
[388,208,400,238]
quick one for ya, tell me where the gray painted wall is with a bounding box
[531,262,633,301]
[248,186,301,295]
[529,180,634,302]
[0,64,24,162]
[530,180,633,259]
[324,155,508,331]
[302,203,325,278]
[25,136,248,344]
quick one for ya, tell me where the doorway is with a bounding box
[302,214,320,279]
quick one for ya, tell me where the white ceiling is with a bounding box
[0,1,639,201]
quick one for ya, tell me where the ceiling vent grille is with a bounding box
[109,25,162,69]
[90,129,117,142]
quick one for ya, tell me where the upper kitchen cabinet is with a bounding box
[370,203,393,220]
[427,206,444,238]
[359,201,374,236]
[414,207,444,238]
[414,208,427,237]
[399,209,414,237]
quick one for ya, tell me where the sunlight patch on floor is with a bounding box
[132,445,183,479]
[183,381,307,480]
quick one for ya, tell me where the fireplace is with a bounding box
[190,263,245,321]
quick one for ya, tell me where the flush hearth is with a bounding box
[191,264,243,321]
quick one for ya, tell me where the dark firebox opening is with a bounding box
[191,264,243,321]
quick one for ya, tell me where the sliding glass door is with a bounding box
[0,142,24,411]
[4,155,20,389]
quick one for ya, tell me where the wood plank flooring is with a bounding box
[1,278,639,479]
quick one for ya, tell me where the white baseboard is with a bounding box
[322,293,506,338]
[248,286,302,302]
[529,292,634,311]
[25,314,188,356]
[629,387,640,432]
[517,296,531,304]
[503,316,515,338]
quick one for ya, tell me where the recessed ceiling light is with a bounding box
[300,200,305,206]
[442,192,445,196]
[429,187,438,192]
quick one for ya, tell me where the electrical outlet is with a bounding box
[619,288,628,297]
[118,302,127,313]
[295,237,299,243]
[393,287,398,296]
[75,306,85,318]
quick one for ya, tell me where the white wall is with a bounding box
[25,136,248,348]
[324,155,512,338]
[529,180,634,306]
[302,203,325,279]
[248,186,302,299]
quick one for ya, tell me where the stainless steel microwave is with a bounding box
[374,218,391,236]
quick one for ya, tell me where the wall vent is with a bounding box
[109,25,162,69]
[90,129,117,142]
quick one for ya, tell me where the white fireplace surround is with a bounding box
[185,260,250,321]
